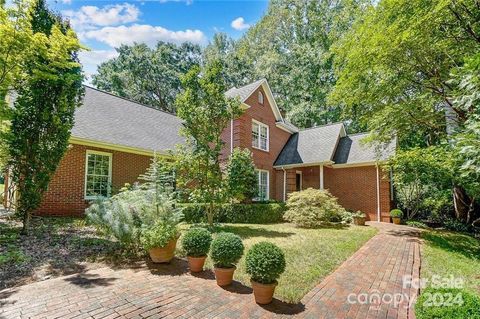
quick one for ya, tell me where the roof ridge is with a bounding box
[299,121,344,132]
[347,132,370,137]
[84,85,178,118]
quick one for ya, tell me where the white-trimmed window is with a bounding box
[85,150,112,199]
[254,170,269,201]
[258,91,264,105]
[252,120,269,151]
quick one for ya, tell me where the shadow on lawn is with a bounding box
[212,225,295,239]
[423,230,480,261]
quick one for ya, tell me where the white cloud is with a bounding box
[62,0,72,4]
[84,24,207,47]
[231,17,250,31]
[79,50,119,84]
[63,3,140,31]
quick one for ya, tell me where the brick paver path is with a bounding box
[0,222,421,319]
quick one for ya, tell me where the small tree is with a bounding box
[6,0,84,232]
[175,60,242,225]
[225,148,257,202]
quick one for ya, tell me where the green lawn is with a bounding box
[179,223,377,303]
[421,229,480,295]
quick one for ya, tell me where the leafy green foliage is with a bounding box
[210,232,244,268]
[284,188,348,227]
[181,227,212,257]
[245,241,286,284]
[225,148,257,202]
[92,42,201,113]
[175,60,242,225]
[86,159,182,251]
[415,288,480,319]
[390,209,403,218]
[331,0,480,147]
[140,222,178,250]
[180,203,286,224]
[5,0,84,231]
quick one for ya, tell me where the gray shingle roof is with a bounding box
[274,123,345,166]
[332,133,396,165]
[71,86,185,153]
[225,79,265,102]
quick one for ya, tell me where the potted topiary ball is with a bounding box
[390,209,403,225]
[181,227,212,273]
[245,242,286,304]
[140,222,179,263]
[210,232,244,286]
[352,211,366,226]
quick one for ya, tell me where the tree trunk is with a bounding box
[21,209,31,234]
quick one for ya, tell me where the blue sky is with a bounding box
[47,0,268,81]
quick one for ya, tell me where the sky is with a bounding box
[46,0,269,82]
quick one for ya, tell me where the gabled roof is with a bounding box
[274,122,396,168]
[225,79,298,133]
[71,86,185,154]
[274,123,346,167]
[332,133,396,165]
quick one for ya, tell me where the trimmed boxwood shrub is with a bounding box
[245,241,286,284]
[390,209,403,218]
[180,203,286,224]
[210,232,244,268]
[181,227,212,257]
[415,288,480,319]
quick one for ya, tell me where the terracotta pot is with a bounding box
[392,217,401,225]
[148,237,177,263]
[187,256,207,273]
[214,266,236,286]
[353,216,366,226]
[251,280,277,305]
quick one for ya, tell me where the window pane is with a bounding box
[85,153,111,198]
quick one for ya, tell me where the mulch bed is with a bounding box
[0,215,135,290]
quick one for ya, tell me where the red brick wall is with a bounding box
[324,166,392,221]
[221,85,292,201]
[36,143,152,216]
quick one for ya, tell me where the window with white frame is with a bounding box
[258,91,264,105]
[252,120,269,151]
[255,170,269,201]
[85,151,112,199]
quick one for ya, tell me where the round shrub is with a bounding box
[415,288,480,319]
[284,188,347,228]
[181,227,212,257]
[210,232,244,268]
[390,209,403,218]
[140,223,178,250]
[245,242,286,284]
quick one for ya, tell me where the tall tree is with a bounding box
[6,0,84,231]
[174,60,242,225]
[92,42,201,113]
[236,0,368,129]
[331,0,480,146]
[203,33,254,89]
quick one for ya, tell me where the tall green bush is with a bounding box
[225,148,257,202]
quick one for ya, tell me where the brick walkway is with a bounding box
[0,223,421,319]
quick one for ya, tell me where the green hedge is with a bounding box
[179,203,286,224]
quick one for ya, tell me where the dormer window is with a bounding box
[258,91,264,105]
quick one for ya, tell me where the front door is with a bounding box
[295,172,302,191]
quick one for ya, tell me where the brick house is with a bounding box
[4,79,395,221]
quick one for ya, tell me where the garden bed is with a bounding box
[0,216,128,289]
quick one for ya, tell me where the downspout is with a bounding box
[319,164,324,190]
[376,162,381,222]
[282,167,287,202]
[230,119,234,154]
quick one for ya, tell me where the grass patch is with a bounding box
[179,223,377,303]
[421,229,480,295]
